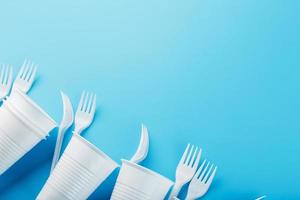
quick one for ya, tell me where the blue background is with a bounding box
[0,0,299,199]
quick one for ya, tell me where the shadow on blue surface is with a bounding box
[88,169,119,200]
[0,128,57,196]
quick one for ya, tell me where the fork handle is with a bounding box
[168,183,183,200]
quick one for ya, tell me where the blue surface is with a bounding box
[0,0,299,199]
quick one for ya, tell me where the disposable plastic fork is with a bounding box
[74,91,96,134]
[12,59,37,93]
[0,64,13,101]
[50,92,74,173]
[185,160,217,200]
[169,144,202,199]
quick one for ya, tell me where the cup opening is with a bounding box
[4,90,56,138]
[121,159,173,185]
[2,100,47,139]
[73,134,119,167]
[13,89,56,126]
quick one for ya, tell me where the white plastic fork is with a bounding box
[74,91,97,135]
[185,160,217,200]
[169,144,202,200]
[12,59,37,93]
[0,64,13,101]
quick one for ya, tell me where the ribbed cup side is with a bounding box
[36,183,69,200]
[0,131,24,174]
[43,154,100,200]
[110,181,151,200]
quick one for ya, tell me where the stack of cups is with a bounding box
[0,90,56,175]
[111,160,174,200]
[37,134,119,200]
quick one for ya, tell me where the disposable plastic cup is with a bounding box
[37,134,119,200]
[110,159,174,200]
[0,90,56,174]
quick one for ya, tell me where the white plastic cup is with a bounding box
[0,90,56,174]
[37,134,119,200]
[111,160,174,200]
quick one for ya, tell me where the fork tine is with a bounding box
[205,166,217,186]
[4,65,9,84]
[17,59,26,78]
[192,148,202,169]
[203,164,214,183]
[28,65,37,83]
[185,145,194,165]
[0,65,5,84]
[77,91,85,112]
[7,65,13,87]
[21,60,30,79]
[24,64,34,81]
[86,93,94,113]
[82,92,90,112]
[90,94,97,114]
[195,159,206,179]
[179,144,190,165]
[199,161,210,181]
[188,146,198,167]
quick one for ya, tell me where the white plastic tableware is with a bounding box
[130,124,149,164]
[50,91,74,173]
[12,59,37,94]
[110,159,174,200]
[185,159,217,200]
[0,64,13,101]
[37,134,119,200]
[0,89,56,174]
[255,196,267,200]
[169,144,201,199]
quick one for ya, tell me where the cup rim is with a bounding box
[5,90,56,138]
[121,159,174,185]
[12,89,56,126]
[73,134,119,167]
[2,100,47,139]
